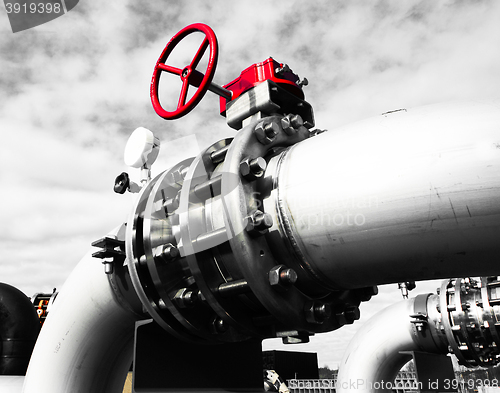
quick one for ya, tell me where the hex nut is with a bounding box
[281,114,304,136]
[240,157,267,180]
[245,210,273,236]
[357,285,378,302]
[343,306,360,324]
[269,265,298,291]
[154,243,179,261]
[168,166,186,185]
[209,317,228,334]
[254,121,280,145]
[173,288,198,309]
[305,302,331,324]
[280,117,295,136]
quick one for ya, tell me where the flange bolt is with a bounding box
[245,210,273,236]
[343,306,360,324]
[281,114,304,135]
[173,288,198,309]
[209,317,228,334]
[154,243,179,261]
[240,157,267,180]
[269,265,298,291]
[280,268,298,285]
[254,121,280,145]
[305,301,331,324]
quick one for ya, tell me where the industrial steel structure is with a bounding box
[1,23,500,393]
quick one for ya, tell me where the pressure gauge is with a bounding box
[124,127,160,168]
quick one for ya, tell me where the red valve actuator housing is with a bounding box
[219,57,305,116]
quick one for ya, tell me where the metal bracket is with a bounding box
[225,80,314,130]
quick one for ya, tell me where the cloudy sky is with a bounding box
[1,0,500,369]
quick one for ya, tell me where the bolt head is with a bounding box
[343,306,360,324]
[281,117,295,135]
[357,286,378,302]
[290,114,304,129]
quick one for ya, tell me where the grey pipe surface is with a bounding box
[337,298,425,392]
[22,237,141,393]
[276,100,500,289]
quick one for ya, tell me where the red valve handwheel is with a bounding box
[150,23,219,120]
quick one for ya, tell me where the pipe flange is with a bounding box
[439,277,500,367]
[178,138,269,341]
[221,114,348,333]
[126,158,204,342]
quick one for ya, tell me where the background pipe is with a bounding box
[0,283,40,375]
[336,296,444,393]
[22,227,142,393]
[274,100,500,290]
[338,276,500,392]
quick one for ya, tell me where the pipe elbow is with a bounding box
[337,296,443,393]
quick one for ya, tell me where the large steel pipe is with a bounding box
[22,227,142,393]
[274,100,500,290]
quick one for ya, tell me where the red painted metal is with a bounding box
[150,23,218,120]
[219,57,304,115]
